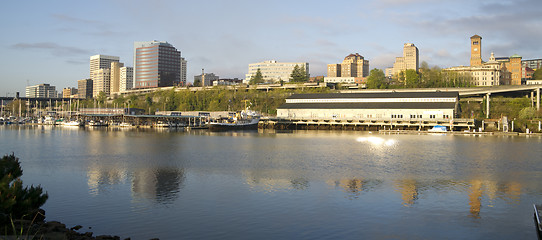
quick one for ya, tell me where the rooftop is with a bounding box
[285,92,459,100]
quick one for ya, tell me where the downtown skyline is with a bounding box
[1,0,541,96]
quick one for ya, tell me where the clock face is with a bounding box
[474,48,478,51]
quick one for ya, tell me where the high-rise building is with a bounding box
[134,40,182,88]
[391,43,419,77]
[327,53,369,78]
[470,35,482,66]
[89,55,119,98]
[245,60,309,83]
[120,66,133,92]
[327,64,341,78]
[90,55,120,78]
[78,79,93,99]
[109,62,125,97]
[181,57,187,86]
[92,68,111,98]
[62,88,78,98]
[25,84,57,98]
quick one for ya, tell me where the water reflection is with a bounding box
[3,126,542,239]
[132,168,185,204]
[328,178,383,199]
[87,163,128,195]
[394,179,419,206]
[244,170,310,192]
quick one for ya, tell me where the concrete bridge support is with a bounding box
[486,93,490,119]
[537,88,540,111]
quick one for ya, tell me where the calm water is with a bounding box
[1,126,542,239]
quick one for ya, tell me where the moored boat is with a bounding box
[62,120,83,127]
[535,204,542,234]
[429,125,447,132]
[209,110,260,131]
[119,122,134,127]
[88,120,108,127]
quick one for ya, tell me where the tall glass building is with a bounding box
[134,41,182,88]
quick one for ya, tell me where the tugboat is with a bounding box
[209,101,260,131]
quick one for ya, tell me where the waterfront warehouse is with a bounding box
[277,91,460,121]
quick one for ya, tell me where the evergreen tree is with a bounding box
[249,68,264,85]
[290,65,308,83]
[0,154,48,224]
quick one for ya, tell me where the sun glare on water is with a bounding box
[356,136,396,146]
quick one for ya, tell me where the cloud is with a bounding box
[12,42,91,57]
[51,13,128,38]
[51,14,99,25]
[65,59,88,65]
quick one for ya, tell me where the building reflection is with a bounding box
[132,168,185,204]
[393,179,419,206]
[87,163,185,204]
[87,163,128,195]
[243,170,310,192]
[468,180,483,218]
[467,179,522,218]
[327,178,383,199]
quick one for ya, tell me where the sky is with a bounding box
[0,0,541,96]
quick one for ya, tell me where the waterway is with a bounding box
[1,126,541,239]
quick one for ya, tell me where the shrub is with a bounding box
[519,107,536,120]
[0,153,48,225]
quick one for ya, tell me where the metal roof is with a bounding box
[285,92,459,100]
[278,102,457,109]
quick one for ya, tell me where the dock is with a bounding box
[259,117,477,131]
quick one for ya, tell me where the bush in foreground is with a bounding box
[0,153,48,225]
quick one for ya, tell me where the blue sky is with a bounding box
[1,0,541,96]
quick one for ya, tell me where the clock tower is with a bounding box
[470,35,482,66]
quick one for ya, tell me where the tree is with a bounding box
[96,91,107,104]
[404,69,421,88]
[289,65,308,83]
[397,71,405,86]
[0,154,48,224]
[420,61,430,71]
[366,68,387,89]
[193,78,202,87]
[533,68,542,80]
[249,68,264,85]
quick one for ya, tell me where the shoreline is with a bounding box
[378,129,542,136]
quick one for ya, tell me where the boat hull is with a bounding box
[535,204,542,234]
[208,122,259,131]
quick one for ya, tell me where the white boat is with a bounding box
[88,120,108,127]
[62,120,83,126]
[43,116,56,125]
[154,121,171,128]
[119,122,133,127]
[428,125,447,132]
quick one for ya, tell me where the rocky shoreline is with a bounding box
[2,209,158,240]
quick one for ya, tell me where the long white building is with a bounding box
[25,84,57,98]
[245,60,309,84]
[277,91,459,121]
